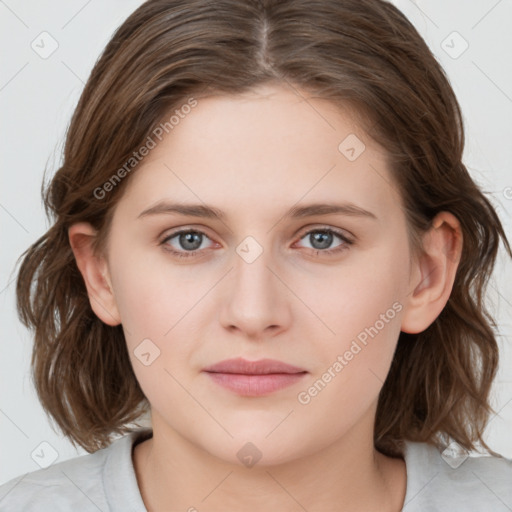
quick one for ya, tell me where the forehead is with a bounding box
[116,84,401,224]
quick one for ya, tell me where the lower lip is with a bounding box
[204,372,307,396]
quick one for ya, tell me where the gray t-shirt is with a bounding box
[0,428,511,511]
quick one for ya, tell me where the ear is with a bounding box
[401,211,463,334]
[68,222,121,326]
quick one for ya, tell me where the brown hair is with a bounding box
[16,0,511,456]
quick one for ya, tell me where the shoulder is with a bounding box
[0,429,149,512]
[0,441,115,512]
[402,440,512,512]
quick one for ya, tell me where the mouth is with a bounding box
[202,357,308,396]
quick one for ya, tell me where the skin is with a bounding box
[69,83,463,512]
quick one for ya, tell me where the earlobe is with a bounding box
[68,222,121,326]
[401,212,463,334]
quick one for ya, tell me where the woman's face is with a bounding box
[105,83,414,465]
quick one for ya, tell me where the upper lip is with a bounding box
[202,357,307,375]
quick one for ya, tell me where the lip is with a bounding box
[202,357,306,375]
[202,357,308,397]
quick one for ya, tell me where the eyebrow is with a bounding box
[137,201,377,221]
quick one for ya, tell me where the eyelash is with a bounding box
[160,226,354,259]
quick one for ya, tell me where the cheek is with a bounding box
[304,238,409,394]
[294,284,404,435]
[108,243,198,338]
[108,245,219,394]
[318,238,408,335]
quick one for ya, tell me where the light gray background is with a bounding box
[1,0,511,485]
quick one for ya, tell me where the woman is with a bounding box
[1,0,511,510]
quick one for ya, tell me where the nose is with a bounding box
[218,241,291,340]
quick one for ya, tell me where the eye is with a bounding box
[160,226,354,260]
[160,229,216,259]
[294,227,353,256]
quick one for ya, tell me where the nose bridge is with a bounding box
[219,234,289,336]
[235,236,275,295]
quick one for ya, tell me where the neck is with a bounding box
[132,406,406,512]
